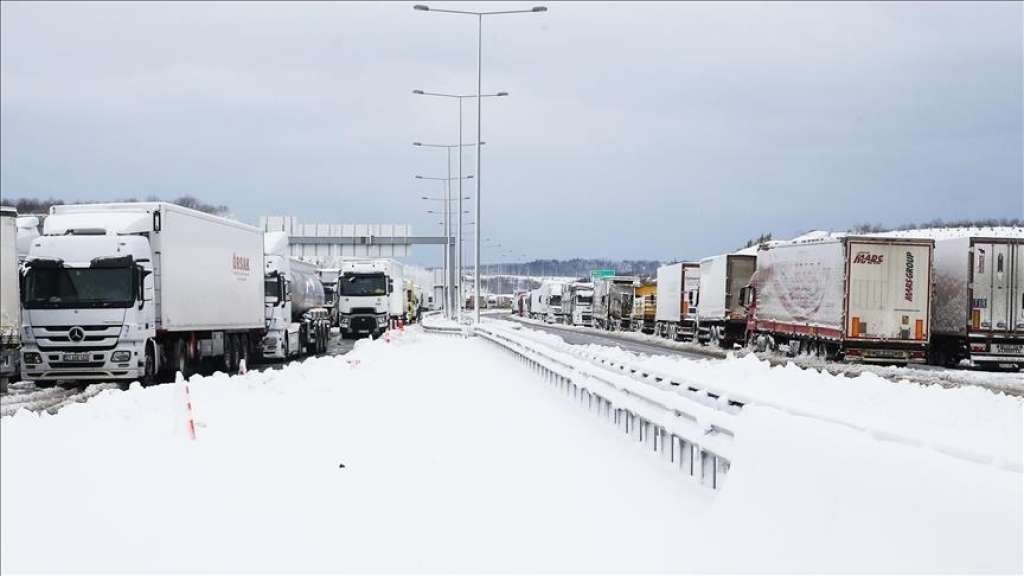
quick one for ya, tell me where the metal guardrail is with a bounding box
[474,322,1021,476]
[419,313,468,337]
[473,323,737,490]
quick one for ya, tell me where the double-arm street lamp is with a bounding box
[414,4,547,323]
[413,94,504,319]
[413,139,481,317]
[416,174,473,317]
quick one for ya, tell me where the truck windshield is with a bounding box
[23,266,134,309]
[549,295,562,306]
[339,273,387,296]
[577,295,593,305]
[322,284,336,305]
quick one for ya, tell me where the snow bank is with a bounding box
[2,328,1020,572]
[701,405,1022,573]
[507,322,1022,473]
[1,330,712,572]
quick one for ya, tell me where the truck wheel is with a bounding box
[141,346,156,387]
[306,331,317,355]
[222,336,235,373]
[174,339,192,380]
[238,335,250,371]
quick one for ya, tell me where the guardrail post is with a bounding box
[701,451,716,488]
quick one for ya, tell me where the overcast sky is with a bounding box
[2,1,1021,266]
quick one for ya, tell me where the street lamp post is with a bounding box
[414,93,505,323]
[414,4,547,323]
[413,140,486,320]
[416,174,473,318]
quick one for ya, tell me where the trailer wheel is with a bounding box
[174,339,192,380]
[238,335,250,370]
[222,335,234,373]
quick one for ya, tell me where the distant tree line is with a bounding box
[850,217,1023,234]
[5,195,229,216]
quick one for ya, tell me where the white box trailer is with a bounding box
[1,207,21,391]
[696,254,756,347]
[529,288,547,320]
[746,236,933,363]
[930,236,1023,368]
[20,202,264,383]
[655,262,700,341]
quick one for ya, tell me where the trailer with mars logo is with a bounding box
[740,235,934,364]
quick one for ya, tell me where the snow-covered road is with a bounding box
[2,327,1021,572]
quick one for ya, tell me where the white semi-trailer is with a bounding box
[337,259,404,338]
[1,207,21,392]
[529,288,547,320]
[655,261,700,341]
[20,202,264,384]
[262,233,331,360]
[743,236,933,364]
[696,253,756,347]
[930,235,1022,368]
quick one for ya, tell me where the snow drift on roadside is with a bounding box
[2,328,1021,572]
[507,321,1023,473]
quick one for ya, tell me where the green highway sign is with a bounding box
[591,269,615,278]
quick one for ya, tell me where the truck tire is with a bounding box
[238,335,250,371]
[306,329,317,356]
[141,345,156,387]
[174,339,192,380]
[222,335,235,373]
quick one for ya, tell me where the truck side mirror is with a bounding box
[137,267,151,309]
[387,278,393,294]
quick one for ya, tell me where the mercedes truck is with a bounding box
[19,202,264,384]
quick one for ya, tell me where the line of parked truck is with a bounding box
[0,202,429,391]
[516,232,1023,370]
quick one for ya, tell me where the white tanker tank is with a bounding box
[287,259,326,319]
[262,232,331,359]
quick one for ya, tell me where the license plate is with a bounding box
[63,352,91,362]
[995,343,1023,354]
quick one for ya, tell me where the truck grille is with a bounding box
[350,317,378,331]
[350,307,378,315]
[49,361,106,369]
[34,325,120,351]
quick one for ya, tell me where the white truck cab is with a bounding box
[337,259,394,338]
[21,231,153,383]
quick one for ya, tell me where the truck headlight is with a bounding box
[23,352,42,365]
[111,350,132,362]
